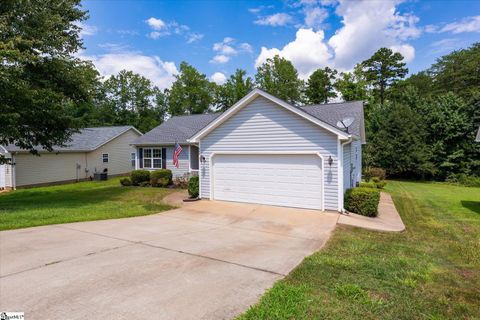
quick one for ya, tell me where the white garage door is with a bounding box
[212,154,323,210]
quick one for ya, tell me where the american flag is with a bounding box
[173,143,183,168]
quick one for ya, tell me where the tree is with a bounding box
[369,101,434,178]
[96,70,163,132]
[305,67,337,104]
[255,55,304,105]
[168,62,214,115]
[361,48,408,106]
[0,0,99,162]
[428,42,480,99]
[214,69,254,112]
[335,65,369,102]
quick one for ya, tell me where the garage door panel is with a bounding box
[212,154,323,210]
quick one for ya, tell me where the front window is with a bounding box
[102,153,109,163]
[131,152,136,168]
[143,148,162,169]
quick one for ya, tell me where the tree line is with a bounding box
[1,0,479,181]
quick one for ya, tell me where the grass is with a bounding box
[238,181,480,319]
[0,177,176,230]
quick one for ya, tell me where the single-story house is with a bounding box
[0,126,141,189]
[133,89,365,212]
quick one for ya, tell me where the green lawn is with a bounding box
[0,177,176,231]
[239,181,480,319]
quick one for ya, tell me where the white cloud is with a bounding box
[239,42,253,53]
[440,16,480,34]
[210,72,227,85]
[186,33,204,43]
[429,38,464,55]
[213,39,237,55]
[145,17,203,43]
[210,55,230,64]
[146,17,166,30]
[255,28,332,79]
[254,0,420,77]
[76,22,97,37]
[304,7,328,29]
[82,52,178,89]
[328,0,420,69]
[255,13,293,26]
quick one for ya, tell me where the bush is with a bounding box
[364,167,386,181]
[344,187,380,217]
[120,177,132,186]
[130,170,150,186]
[375,180,387,189]
[188,176,199,198]
[359,181,376,188]
[139,181,151,187]
[150,169,173,187]
[446,174,480,187]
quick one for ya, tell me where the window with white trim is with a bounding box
[102,153,109,163]
[143,148,162,169]
[131,152,136,168]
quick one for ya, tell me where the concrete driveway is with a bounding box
[0,200,338,319]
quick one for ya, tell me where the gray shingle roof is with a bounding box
[132,114,220,145]
[5,126,139,152]
[476,126,480,142]
[300,101,365,142]
[132,100,365,146]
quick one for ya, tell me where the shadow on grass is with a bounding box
[0,186,132,213]
[461,201,480,214]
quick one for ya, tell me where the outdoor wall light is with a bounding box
[328,156,333,166]
[200,155,206,163]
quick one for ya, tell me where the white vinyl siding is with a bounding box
[86,129,140,176]
[352,140,362,187]
[0,164,5,189]
[199,96,340,211]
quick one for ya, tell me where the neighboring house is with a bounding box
[133,89,365,212]
[476,126,480,142]
[0,126,141,189]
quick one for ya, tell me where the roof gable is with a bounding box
[188,89,351,143]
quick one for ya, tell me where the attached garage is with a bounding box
[212,153,323,210]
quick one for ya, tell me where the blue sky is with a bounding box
[79,0,480,89]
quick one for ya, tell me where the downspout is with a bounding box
[11,153,16,190]
[340,136,353,213]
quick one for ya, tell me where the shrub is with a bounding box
[375,180,387,189]
[364,167,386,181]
[150,169,173,187]
[139,181,151,187]
[130,170,150,186]
[359,181,376,188]
[120,177,132,186]
[344,187,380,217]
[188,176,199,198]
[446,173,480,187]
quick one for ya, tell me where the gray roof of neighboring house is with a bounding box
[476,126,480,142]
[132,113,221,145]
[132,100,365,146]
[4,126,140,152]
[300,101,365,142]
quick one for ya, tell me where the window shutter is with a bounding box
[139,148,143,168]
[161,148,167,169]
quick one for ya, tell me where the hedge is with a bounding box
[344,187,380,217]
[120,177,132,186]
[130,170,150,186]
[188,176,199,198]
[150,169,172,187]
